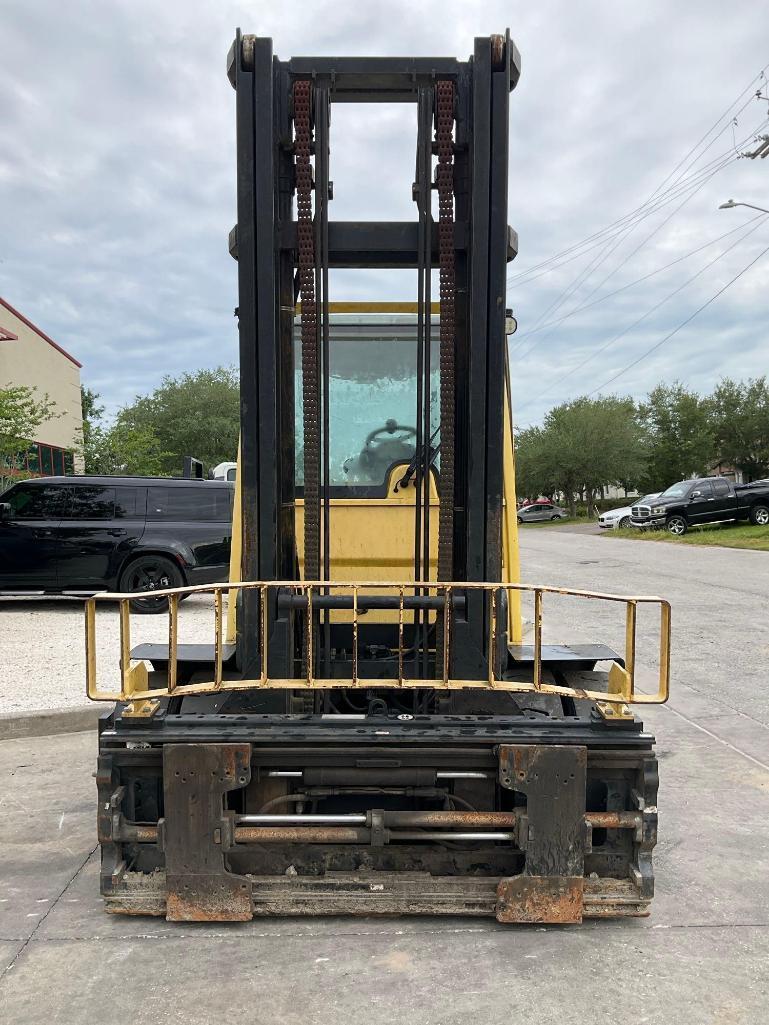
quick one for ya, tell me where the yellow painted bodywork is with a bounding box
[226,404,523,643]
[225,299,523,644]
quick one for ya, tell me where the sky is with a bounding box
[2,0,769,427]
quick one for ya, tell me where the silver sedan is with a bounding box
[517,502,568,523]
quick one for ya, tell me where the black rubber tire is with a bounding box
[551,515,559,521]
[750,503,769,527]
[119,554,184,614]
[618,515,630,529]
[666,514,688,537]
[517,517,523,524]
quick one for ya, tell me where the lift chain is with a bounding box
[435,80,456,582]
[293,79,321,582]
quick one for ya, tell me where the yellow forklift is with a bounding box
[86,30,670,923]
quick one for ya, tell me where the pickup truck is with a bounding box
[630,476,769,535]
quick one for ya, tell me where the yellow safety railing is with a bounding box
[85,580,670,710]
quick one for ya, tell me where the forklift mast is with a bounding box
[87,31,670,926]
[229,31,519,682]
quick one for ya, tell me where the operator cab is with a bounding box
[294,307,440,492]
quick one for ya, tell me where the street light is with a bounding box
[719,198,769,214]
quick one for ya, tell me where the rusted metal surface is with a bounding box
[235,826,368,844]
[490,33,505,69]
[496,875,584,924]
[163,744,253,921]
[114,810,640,846]
[586,811,642,830]
[497,745,587,924]
[119,823,160,843]
[104,870,650,920]
[499,745,587,872]
[384,810,517,828]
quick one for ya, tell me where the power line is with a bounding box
[506,75,769,289]
[507,114,769,292]
[521,215,768,407]
[507,144,742,288]
[511,151,732,350]
[587,239,769,396]
[509,135,767,359]
[514,213,766,338]
[506,65,769,286]
[638,70,768,202]
[512,193,766,366]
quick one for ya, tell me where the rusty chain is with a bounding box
[293,79,320,582]
[435,80,455,582]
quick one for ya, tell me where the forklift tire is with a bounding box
[666,514,687,536]
[750,503,769,526]
[119,554,184,614]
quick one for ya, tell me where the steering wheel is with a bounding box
[356,419,418,474]
[363,419,418,451]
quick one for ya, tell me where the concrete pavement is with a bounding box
[1,531,768,1023]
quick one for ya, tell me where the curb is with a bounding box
[0,705,101,741]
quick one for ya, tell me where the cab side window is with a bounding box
[712,479,730,497]
[5,485,65,520]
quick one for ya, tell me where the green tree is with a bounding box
[96,422,170,476]
[115,367,239,475]
[0,384,57,490]
[708,376,769,482]
[636,382,713,492]
[80,385,108,472]
[515,395,646,516]
[514,425,553,502]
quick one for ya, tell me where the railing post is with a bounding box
[119,598,158,718]
[443,586,451,685]
[85,597,97,700]
[168,594,179,693]
[533,589,543,690]
[625,600,637,688]
[214,588,224,689]
[488,587,497,687]
[260,584,269,686]
[398,585,404,685]
[352,584,359,686]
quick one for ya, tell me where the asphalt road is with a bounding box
[0,531,768,1023]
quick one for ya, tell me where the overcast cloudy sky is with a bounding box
[2,0,768,426]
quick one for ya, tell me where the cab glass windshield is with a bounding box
[659,481,691,499]
[294,317,440,488]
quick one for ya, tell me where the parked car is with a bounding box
[629,476,769,535]
[598,494,660,530]
[0,476,233,612]
[517,502,568,523]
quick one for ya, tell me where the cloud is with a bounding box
[1,0,768,422]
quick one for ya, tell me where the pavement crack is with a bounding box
[661,702,769,772]
[0,845,97,985]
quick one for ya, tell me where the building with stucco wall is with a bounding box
[0,297,84,475]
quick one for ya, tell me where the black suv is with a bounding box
[0,476,233,611]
